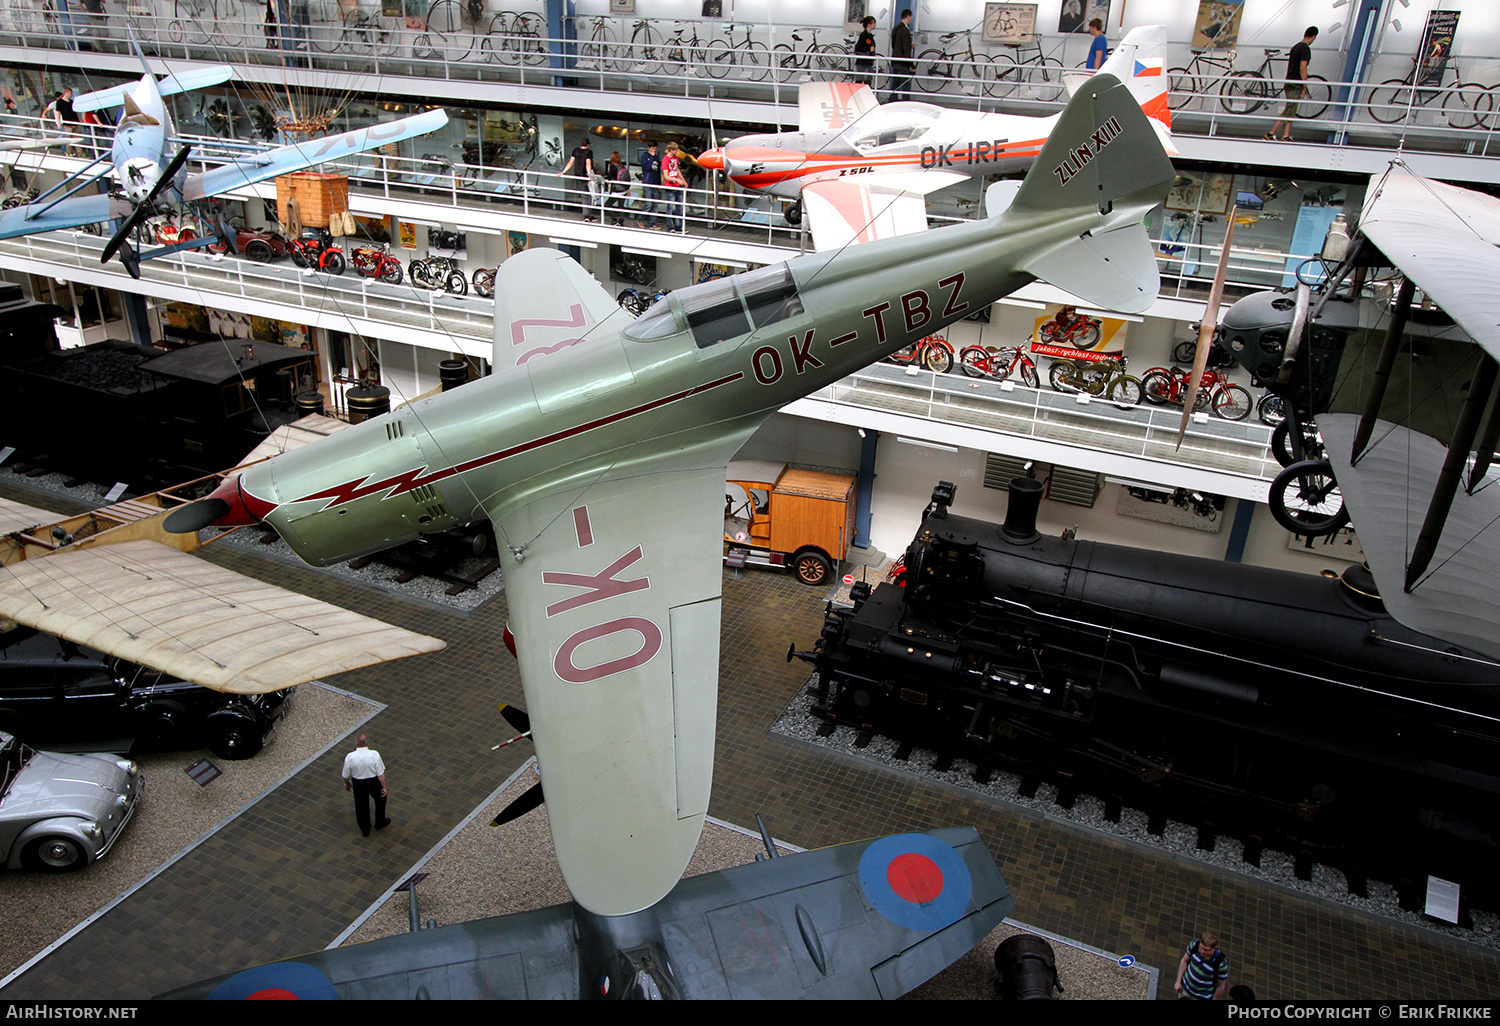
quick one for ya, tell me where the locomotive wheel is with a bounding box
[1268,459,1348,537]
[791,548,832,587]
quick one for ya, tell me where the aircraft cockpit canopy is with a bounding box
[845,102,944,153]
[628,264,804,350]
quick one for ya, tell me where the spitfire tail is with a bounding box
[1098,25,1172,136]
[1000,73,1175,314]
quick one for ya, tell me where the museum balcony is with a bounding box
[3,12,1499,185]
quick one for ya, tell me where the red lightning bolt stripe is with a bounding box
[290,373,746,510]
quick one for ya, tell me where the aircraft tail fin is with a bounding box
[1099,25,1172,136]
[1002,72,1174,314]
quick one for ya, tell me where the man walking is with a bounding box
[1085,18,1107,70]
[1267,26,1318,141]
[1175,930,1230,1000]
[884,10,914,103]
[342,733,390,837]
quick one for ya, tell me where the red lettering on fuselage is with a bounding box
[554,618,663,684]
[788,330,823,373]
[862,302,892,344]
[752,346,784,384]
[542,546,650,617]
[938,273,969,318]
[900,290,931,333]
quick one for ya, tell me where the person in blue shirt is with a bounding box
[1086,18,1107,70]
[638,140,662,230]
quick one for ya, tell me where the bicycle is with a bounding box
[914,28,992,98]
[958,344,1039,387]
[576,14,617,72]
[990,39,1065,102]
[712,22,769,82]
[333,6,398,58]
[883,335,954,374]
[1368,59,1493,130]
[1048,355,1142,408]
[1167,50,1235,111]
[1219,48,1331,120]
[480,10,547,66]
[773,27,849,85]
[1140,365,1251,420]
[168,0,249,49]
[412,0,483,63]
[658,20,731,79]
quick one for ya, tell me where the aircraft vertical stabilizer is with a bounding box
[1007,74,1175,313]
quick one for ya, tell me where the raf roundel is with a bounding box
[206,962,338,1000]
[857,833,974,932]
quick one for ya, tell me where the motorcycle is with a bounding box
[1047,354,1143,408]
[350,245,405,284]
[409,255,468,294]
[289,228,346,275]
[471,267,496,298]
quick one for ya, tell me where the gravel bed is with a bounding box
[0,683,375,983]
[772,678,1500,952]
[345,762,1151,999]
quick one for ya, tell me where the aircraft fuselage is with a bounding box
[111,73,178,205]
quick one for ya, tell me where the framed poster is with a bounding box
[1191,0,1244,51]
[1166,172,1234,215]
[506,230,529,258]
[843,0,867,33]
[693,261,733,284]
[397,219,417,249]
[1057,0,1108,35]
[608,0,635,11]
[983,3,1037,45]
[1416,10,1459,88]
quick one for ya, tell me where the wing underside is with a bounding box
[802,171,966,252]
[486,464,728,916]
[0,536,445,693]
[0,192,122,241]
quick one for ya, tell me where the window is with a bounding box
[740,264,803,329]
[623,298,685,342]
[679,277,750,349]
[846,105,943,152]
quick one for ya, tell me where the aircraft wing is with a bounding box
[1319,414,1500,663]
[1356,164,1500,361]
[0,497,56,535]
[485,464,727,917]
[491,247,632,371]
[182,109,450,202]
[802,171,966,251]
[233,413,354,471]
[0,192,124,241]
[798,80,880,133]
[0,535,445,694]
[0,137,73,152]
[72,66,235,114]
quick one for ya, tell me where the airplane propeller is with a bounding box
[1175,205,1239,449]
[161,496,230,535]
[101,143,192,277]
[489,702,543,826]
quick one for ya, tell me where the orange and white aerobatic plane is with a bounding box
[698,25,1173,251]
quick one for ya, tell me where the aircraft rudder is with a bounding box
[1099,25,1171,133]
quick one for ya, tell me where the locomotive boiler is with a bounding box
[794,480,1500,901]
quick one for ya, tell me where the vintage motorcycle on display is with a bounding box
[350,245,405,284]
[958,344,1040,387]
[1048,353,1143,407]
[289,228,346,274]
[470,266,496,298]
[883,335,954,373]
[151,213,199,246]
[1140,365,1253,420]
[408,255,468,294]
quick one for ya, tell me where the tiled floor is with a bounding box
[2,481,1498,999]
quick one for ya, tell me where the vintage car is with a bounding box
[209,226,290,262]
[0,730,141,872]
[0,625,292,760]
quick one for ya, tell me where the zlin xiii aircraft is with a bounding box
[161,76,1174,999]
[0,44,447,276]
[698,25,1172,251]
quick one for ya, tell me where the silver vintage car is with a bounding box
[0,730,142,872]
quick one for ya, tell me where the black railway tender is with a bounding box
[794,479,1500,906]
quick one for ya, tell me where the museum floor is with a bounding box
[1,478,1498,1001]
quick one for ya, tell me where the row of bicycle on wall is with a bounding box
[887,319,1275,423]
[171,215,502,298]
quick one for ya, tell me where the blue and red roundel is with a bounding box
[857,833,973,932]
[206,962,338,1000]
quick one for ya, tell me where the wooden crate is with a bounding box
[275,172,348,229]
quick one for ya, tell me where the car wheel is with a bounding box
[791,548,832,587]
[244,239,274,262]
[142,700,187,747]
[23,835,87,872]
[208,718,264,760]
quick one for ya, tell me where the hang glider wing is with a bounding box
[0,534,444,693]
[72,66,235,114]
[0,192,123,241]
[183,109,450,202]
[0,497,56,535]
[1318,415,1500,663]
[485,465,727,917]
[802,171,966,251]
[490,247,632,372]
[162,826,1012,1000]
[1355,165,1500,361]
[798,80,881,134]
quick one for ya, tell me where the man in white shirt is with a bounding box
[341,733,390,837]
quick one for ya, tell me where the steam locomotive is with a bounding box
[794,479,1500,901]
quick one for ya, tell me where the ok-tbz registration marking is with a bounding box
[1052,117,1121,186]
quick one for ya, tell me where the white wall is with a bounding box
[377,337,453,405]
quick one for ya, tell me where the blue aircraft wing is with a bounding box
[0,192,123,240]
[183,109,450,202]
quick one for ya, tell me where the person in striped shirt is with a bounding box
[1176,930,1230,1000]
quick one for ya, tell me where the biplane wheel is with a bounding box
[1271,419,1326,468]
[1268,459,1348,537]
